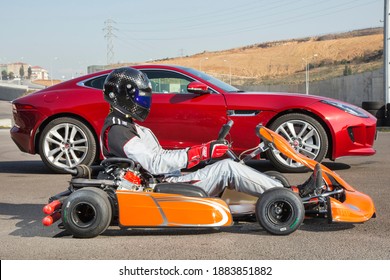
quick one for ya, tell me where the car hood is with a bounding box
[223,91,349,111]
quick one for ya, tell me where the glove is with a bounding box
[187,140,229,169]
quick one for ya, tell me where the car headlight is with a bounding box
[321,100,369,118]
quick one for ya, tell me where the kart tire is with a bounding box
[266,113,328,173]
[263,170,290,188]
[61,187,112,238]
[256,188,304,235]
[39,117,97,173]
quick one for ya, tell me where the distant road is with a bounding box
[20,79,46,90]
[0,79,45,89]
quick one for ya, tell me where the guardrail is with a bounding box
[0,83,28,101]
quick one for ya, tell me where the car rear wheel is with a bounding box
[39,117,97,173]
[266,113,328,173]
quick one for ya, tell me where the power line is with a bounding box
[115,0,379,41]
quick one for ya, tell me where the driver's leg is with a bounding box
[165,159,284,197]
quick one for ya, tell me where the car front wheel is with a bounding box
[266,113,328,173]
[38,117,97,173]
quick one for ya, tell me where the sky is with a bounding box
[0,0,385,80]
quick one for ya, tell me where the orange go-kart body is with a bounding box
[257,124,376,223]
[116,190,233,227]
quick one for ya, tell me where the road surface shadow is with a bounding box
[300,219,355,232]
[0,160,53,174]
[0,202,60,238]
[54,219,355,239]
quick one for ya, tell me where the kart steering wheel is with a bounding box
[217,120,234,141]
[216,120,240,162]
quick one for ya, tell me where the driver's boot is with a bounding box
[298,163,323,197]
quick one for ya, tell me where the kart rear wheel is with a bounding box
[263,170,290,188]
[256,188,304,235]
[62,187,112,238]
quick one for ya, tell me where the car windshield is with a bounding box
[176,66,241,92]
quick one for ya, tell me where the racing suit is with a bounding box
[101,111,283,197]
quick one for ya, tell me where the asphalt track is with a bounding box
[1,126,389,261]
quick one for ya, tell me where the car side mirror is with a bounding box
[187,81,211,94]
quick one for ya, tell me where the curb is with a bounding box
[0,119,12,129]
[377,127,390,132]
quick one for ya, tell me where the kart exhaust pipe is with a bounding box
[48,189,72,203]
[42,212,61,226]
[64,165,105,178]
[43,200,62,215]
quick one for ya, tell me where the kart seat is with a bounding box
[154,183,209,197]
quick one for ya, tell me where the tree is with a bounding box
[9,72,15,80]
[1,70,7,80]
[19,65,25,79]
[27,66,32,79]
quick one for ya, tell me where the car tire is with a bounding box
[361,101,384,110]
[266,113,328,173]
[39,117,97,173]
[256,188,304,235]
[61,187,112,238]
[263,170,290,188]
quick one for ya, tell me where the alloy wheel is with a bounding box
[42,123,89,169]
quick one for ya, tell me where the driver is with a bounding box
[100,67,317,197]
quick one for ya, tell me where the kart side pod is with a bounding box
[116,190,234,227]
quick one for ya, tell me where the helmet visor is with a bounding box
[134,88,152,108]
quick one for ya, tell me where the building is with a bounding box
[87,65,110,74]
[0,63,49,80]
[6,62,31,78]
[31,66,49,80]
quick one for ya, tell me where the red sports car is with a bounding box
[10,64,377,173]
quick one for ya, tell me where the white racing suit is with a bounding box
[101,112,283,197]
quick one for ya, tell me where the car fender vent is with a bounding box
[227,110,260,116]
[347,127,355,142]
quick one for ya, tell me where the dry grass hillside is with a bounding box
[115,27,384,86]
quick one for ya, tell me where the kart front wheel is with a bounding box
[62,187,112,238]
[256,188,304,235]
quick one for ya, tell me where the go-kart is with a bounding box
[42,121,376,238]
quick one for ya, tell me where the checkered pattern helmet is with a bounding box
[103,67,152,121]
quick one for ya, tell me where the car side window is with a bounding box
[141,70,194,94]
[83,75,108,89]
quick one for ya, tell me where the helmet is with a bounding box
[103,67,152,121]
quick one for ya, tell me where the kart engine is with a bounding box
[116,168,144,191]
[110,166,154,192]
